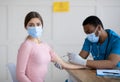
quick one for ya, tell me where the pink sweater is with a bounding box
[16,40,55,82]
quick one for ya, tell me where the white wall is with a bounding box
[0,0,120,82]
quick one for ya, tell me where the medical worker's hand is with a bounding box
[68,52,87,66]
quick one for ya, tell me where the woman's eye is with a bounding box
[37,23,41,26]
[29,24,34,27]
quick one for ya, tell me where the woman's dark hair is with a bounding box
[82,16,104,29]
[24,11,43,29]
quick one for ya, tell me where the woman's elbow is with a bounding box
[16,71,24,81]
[16,71,21,81]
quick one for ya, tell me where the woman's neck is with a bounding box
[26,36,41,44]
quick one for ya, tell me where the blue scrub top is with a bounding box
[82,29,120,67]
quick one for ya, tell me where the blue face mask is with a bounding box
[27,26,43,38]
[87,32,99,43]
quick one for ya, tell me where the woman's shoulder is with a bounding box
[41,41,50,47]
[20,39,33,48]
[18,39,33,52]
[41,41,52,49]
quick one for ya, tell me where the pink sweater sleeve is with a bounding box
[16,41,32,82]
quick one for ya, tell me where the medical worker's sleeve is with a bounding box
[82,38,91,52]
[111,39,120,55]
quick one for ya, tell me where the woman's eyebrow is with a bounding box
[28,23,34,25]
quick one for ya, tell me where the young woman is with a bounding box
[16,11,85,82]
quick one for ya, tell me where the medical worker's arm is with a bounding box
[67,38,91,66]
[87,54,120,69]
[79,50,89,59]
[87,39,120,69]
[86,39,120,69]
[68,52,87,66]
[69,51,120,69]
[16,42,32,82]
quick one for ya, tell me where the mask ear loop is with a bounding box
[94,26,99,36]
[95,25,102,35]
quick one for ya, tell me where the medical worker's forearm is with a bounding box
[86,60,116,69]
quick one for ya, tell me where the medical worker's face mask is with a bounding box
[27,26,43,38]
[87,28,99,43]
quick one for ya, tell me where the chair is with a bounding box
[6,63,18,82]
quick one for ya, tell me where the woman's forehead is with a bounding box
[28,18,41,23]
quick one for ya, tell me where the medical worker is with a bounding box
[68,16,120,69]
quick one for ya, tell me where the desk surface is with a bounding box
[67,69,120,82]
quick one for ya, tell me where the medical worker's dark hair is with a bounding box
[82,16,104,29]
[24,11,43,29]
